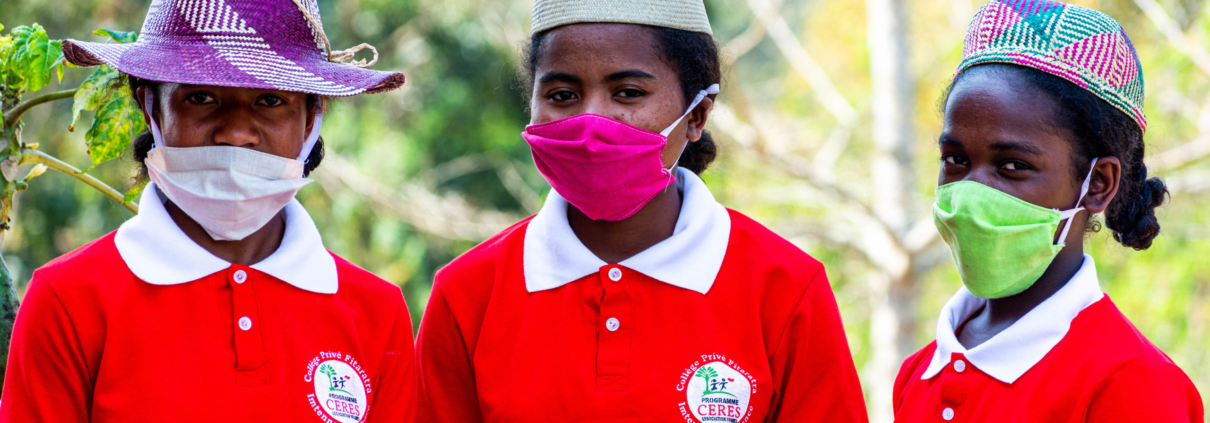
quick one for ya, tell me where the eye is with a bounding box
[185,92,217,105]
[941,154,968,167]
[1001,161,1032,171]
[257,95,287,107]
[547,90,577,103]
[615,88,645,99]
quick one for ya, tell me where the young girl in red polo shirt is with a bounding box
[414,0,868,422]
[894,1,1203,421]
[2,1,415,422]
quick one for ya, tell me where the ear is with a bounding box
[1082,156,1121,214]
[135,86,153,127]
[685,95,714,142]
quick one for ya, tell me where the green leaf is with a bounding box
[71,65,122,131]
[10,24,52,92]
[48,39,64,83]
[84,83,145,170]
[92,28,138,44]
[123,179,147,205]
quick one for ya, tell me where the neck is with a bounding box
[567,183,683,264]
[957,242,1085,349]
[164,198,286,266]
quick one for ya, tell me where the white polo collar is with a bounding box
[523,167,731,295]
[114,182,338,294]
[922,255,1103,384]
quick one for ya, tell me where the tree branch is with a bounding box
[1134,0,1210,77]
[2,89,78,129]
[745,0,859,126]
[19,149,138,213]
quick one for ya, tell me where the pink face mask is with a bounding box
[523,84,719,221]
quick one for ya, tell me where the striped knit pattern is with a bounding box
[62,0,404,97]
[958,0,1146,132]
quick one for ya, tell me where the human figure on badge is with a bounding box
[414,1,869,421]
[893,1,1203,420]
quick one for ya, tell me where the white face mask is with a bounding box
[143,90,321,241]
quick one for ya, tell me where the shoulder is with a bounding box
[722,209,826,289]
[894,341,938,407]
[330,253,406,308]
[33,231,130,290]
[1087,355,1204,419]
[1072,296,1182,365]
[432,216,532,295]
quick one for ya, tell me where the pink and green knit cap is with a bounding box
[957,0,1146,132]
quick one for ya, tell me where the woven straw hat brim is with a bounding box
[63,39,404,96]
[957,48,1146,133]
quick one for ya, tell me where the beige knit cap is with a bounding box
[531,0,713,36]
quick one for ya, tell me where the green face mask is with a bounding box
[932,159,1097,299]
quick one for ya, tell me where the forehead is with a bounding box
[536,23,673,78]
[944,68,1069,145]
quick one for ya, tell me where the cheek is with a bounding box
[261,114,310,157]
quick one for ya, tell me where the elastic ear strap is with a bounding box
[659,83,721,137]
[298,111,323,162]
[1057,157,1100,244]
[145,90,164,149]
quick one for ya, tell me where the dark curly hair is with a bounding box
[127,76,326,180]
[521,25,722,174]
[949,64,1168,250]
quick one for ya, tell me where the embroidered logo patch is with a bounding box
[305,351,372,423]
[676,353,756,423]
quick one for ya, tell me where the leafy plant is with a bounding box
[0,23,146,392]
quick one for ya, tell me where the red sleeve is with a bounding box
[415,279,485,423]
[0,271,92,423]
[1086,357,1204,423]
[766,268,869,423]
[365,291,416,423]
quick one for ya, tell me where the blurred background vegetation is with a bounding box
[1,0,1207,419]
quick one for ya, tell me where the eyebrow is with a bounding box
[603,69,656,83]
[538,72,581,84]
[989,140,1045,156]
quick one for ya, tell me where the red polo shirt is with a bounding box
[1,186,415,423]
[893,256,1203,422]
[416,169,867,422]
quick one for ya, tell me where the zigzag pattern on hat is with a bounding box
[173,0,361,96]
[958,0,1146,132]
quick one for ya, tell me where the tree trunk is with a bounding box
[865,0,918,421]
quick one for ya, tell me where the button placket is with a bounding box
[229,266,268,385]
[938,352,969,422]
[596,265,632,391]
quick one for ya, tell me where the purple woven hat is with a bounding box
[62,0,403,96]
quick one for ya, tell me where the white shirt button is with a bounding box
[942,407,955,421]
[238,316,253,331]
[233,270,247,284]
[954,359,966,373]
[608,268,622,282]
[605,317,620,332]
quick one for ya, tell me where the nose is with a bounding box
[582,93,622,121]
[211,109,260,148]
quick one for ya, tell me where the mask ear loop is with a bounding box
[1056,157,1100,245]
[145,90,164,149]
[144,89,323,163]
[660,83,721,175]
[298,111,323,162]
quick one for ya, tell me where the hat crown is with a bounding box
[139,0,326,57]
[958,0,1146,131]
[531,0,712,36]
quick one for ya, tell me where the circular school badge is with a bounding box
[682,359,753,423]
[304,352,372,423]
